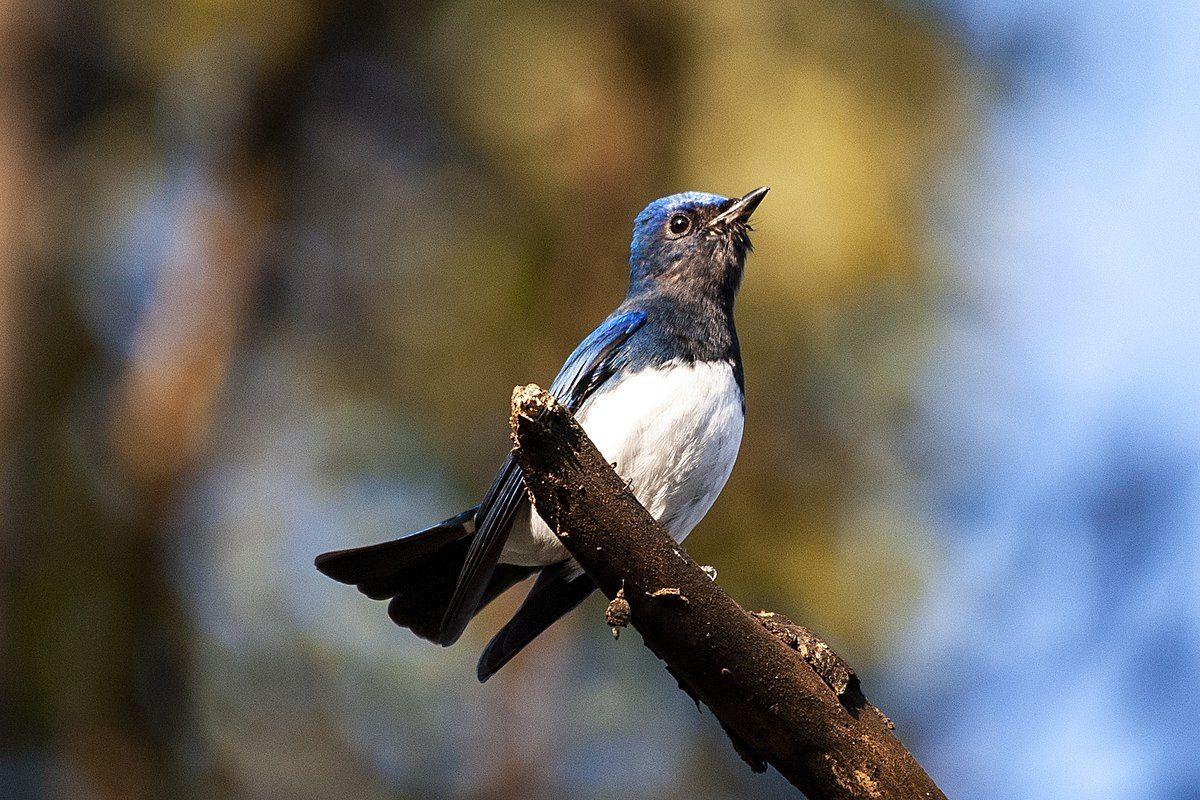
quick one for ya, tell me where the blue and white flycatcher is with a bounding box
[317,186,769,681]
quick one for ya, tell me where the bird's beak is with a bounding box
[708,186,769,227]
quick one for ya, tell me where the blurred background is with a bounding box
[1,1,1197,798]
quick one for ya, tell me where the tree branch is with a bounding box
[509,384,946,800]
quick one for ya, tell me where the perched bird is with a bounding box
[315,186,768,681]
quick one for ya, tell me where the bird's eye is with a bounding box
[668,213,692,236]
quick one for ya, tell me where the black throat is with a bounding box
[617,285,744,393]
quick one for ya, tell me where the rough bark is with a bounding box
[508,384,947,800]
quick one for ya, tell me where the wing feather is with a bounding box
[437,310,646,645]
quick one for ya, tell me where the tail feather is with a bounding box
[477,562,596,681]
[388,560,536,643]
[314,507,534,643]
[314,507,475,591]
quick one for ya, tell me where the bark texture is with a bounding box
[509,384,947,800]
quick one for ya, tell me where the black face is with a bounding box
[628,188,767,307]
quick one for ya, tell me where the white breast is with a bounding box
[501,359,744,566]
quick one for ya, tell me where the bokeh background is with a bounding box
[2,1,1198,798]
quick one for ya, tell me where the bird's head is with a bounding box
[627,187,768,305]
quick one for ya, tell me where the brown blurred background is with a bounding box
[3,1,1199,799]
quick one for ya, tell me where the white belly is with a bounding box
[500,359,744,566]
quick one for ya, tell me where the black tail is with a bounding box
[315,507,535,643]
[477,562,596,681]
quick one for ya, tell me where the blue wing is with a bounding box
[437,310,647,645]
[546,310,647,409]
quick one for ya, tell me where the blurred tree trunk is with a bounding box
[0,6,43,794]
[1,179,262,799]
[0,7,267,793]
[0,3,35,441]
